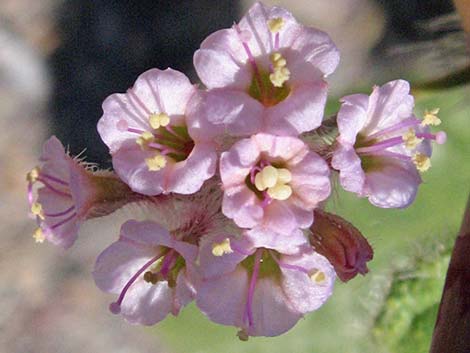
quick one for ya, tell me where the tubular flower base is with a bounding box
[26,1,446,339]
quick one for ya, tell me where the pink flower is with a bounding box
[332,80,446,208]
[98,68,220,196]
[192,2,339,136]
[196,233,335,338]
[27,136,133,249]
[93,220,198,325]
[220,133,331,234]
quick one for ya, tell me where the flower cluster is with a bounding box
[27,2,445,339]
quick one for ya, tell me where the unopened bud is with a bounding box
[309,209,373,282]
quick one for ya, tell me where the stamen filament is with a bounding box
[244,250,262,327]
[365,118,421,141]
[45,205,75,218]
[50,212,77,229]
[159,250,176,278]
[355,136,404,154]
[269,251,309,274]
[37,178,72,197]
[109,253,164,314]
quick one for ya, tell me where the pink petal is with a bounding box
[120,220,172,248]
[187,89,264,137]
[264,81,328,136]
[111,143,166,196]
[165,143,217,195]
[331,145,366,195]
[362,79,414,136]
[262,201,301,234]
[194,28,252,89]
[198,234,253,279]
[120,280,173,325]
[364,157,421,208]
[220,138,260,187]
[245,227,308,255]
[196,267,248,328]
[253,133,307,162]
[280,250,336,314]
[336,94,369,145]
[222,186,264,228]
[247,277,302,337]
[93,240,157,294]
[288,26,340,78]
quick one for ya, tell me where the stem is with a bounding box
[430,195,470,353]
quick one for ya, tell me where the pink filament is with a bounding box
[244,249,262,328]
[109,253,164,315]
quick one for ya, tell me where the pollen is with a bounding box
[31,202,45,220]
[149,112,170,129]
[310,270,326,284]
[136,131,155,150]
[254,166,293,201]
[145,153,167,171]
[267,17,284,33]
[269,52,290,87]
[402,128,422,149]
[412,153,431,172]
[33,228,45,243]
[26,167,40,183]
[422,108,441,126]
[212,238,233,257]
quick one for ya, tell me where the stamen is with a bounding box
[269,52,290,87]
[267,184,292,201]
[235,24,264,93]
[355,136,405,154]
[109,253,164,314]
[145,154,167,171]
[26,167,40,183]
[365,117,421,141]
[149,113,170,129]
[244,250,262,328]
[270,251,310,274]
[309,269,327,284]
[254,165,278,191]
[212,238,233,256]
[402,128,423,149]
[267,18,284,33]
[422,108,441,126]
[50,212,77,230]
[33,228,45,243]
[136,131,155,150]
[416,131,447,144]
[237,329,249,341]
[31,202,45,220]
[44,205,75,218]
[159,250,177,278]
[412,153,431,172]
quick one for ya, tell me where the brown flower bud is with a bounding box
[308,209,373,282]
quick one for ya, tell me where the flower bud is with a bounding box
[308,209,373,282]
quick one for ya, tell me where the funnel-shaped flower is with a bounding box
[98,68,219,195]
[93,220,198,325]
[27,136,134,249]
[193,2,339,136]
[196,232,335,338]
[220,133,331,235]
[332,80,446,208]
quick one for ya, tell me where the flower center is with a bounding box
[235,18,291,107]
[352,112,446,173]
[247,163,292,204]
[117,113,195,172]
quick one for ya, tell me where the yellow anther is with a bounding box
[422,108,441,126]
[271,52,281,62]
[149,113,170,129]
[267,183,292,201]
[277,168,292,184]
[145,153,167,171]
[212,238,233,257]
[269,66,290,88]
[31,202,45,220]
[412,153,431,172]
[267,17,284,33]
[26,167,40,183]
[402,128,422,149]
[136,131,155,149]
[310,270,326,284]
[33,228,45,243]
